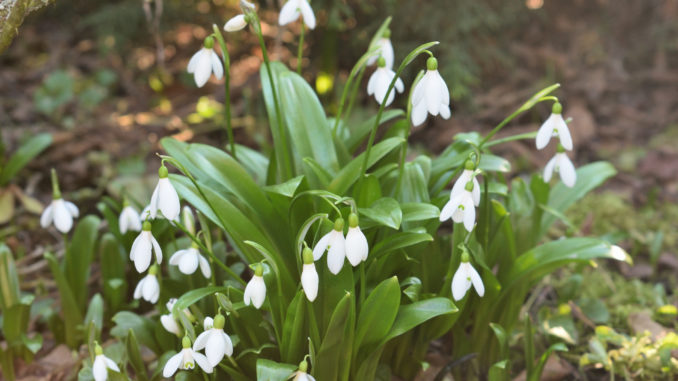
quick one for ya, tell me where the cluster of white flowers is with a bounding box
[313,213,369,275]
[536,102,577,187]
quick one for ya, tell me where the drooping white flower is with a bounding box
[169,247,211,278]
[536,102,573,151]
[366,32,394,69]
[224,14,248,32]
[243,264,266,309]
[451,253,484,301]
[411,56,451,127]
[187,37,223,88]
[450,162,480,207]
[312,218,346,275]
[163,336,213,377]
[92,343,120,381]
[119,203,142,234]
[160,298,195,336]
[291,360,316,381]
[130,221,163,273]
[300,248,318,302]
[133,266,160,304]
[279,0,316,29]
[345,213,368,266]
[543,151,577,188]
[193,314,234,366]
[367,58,404,107]
[440,182,476,233]
[41,198,79,234]
[150,165,180,221]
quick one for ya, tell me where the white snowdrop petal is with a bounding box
[451,265,471,301]
[222,331,234,356]
[536,115,556,150]
[555,115,573,150]
[40,204,53,228]
[462,197,475,232]
[187,50,201,73]
[251,276,266,308]
[194,50,213,87]
[327,232,346,275]
[92,356,107,381]
[64,201,79,218]
[411,100,428,126]
[439,199,456,222]
[278,1,300,26]
[472,177,481,207]
[301,264,319,302]
[436,71,450,106]
[558,154,577,187]
[312,233,331,261]
[224,14,247,32]
[149,186,160,219]
[192,351,213,373]
[132,234,152,273]
[450,170,471,200]
[151,235,163,264]
[133,278,144,299]
[157,178,180,221]
[169,250,185,266]
[425,72,442,116]
[53,200,73,233]
[163,352,183,378]
[345,227,368,266]
[206,332,226,366]
[395,77,404,93]
[161,314,182,336]
[211,51,223,80]
[543,156,557,182]
[142,275,159,301]
[381,39,394,69]
[366,71,377,95]
[298,0,316,29]
[468,264,485,297]
[198,255,212,278]
[439,104,451,120]
[193,330,210,351]
[411,73,428,106]
[203,317,214,330]
[104,357,120,372]
[178,250,199,274]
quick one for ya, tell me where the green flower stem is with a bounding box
[359,261,366,306]
[297,19,305,75]
[252,13,293,180]
[306,298,321,352]
[211,25,236,159]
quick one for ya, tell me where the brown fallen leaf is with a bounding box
[628,311,672,341]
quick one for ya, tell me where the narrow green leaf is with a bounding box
[64,215,101,310]
[83,293,104,337]
[384,297,458,342]
[0,243,20,310]
[371,232,433,259]
[256,359,296,381]
[315,293,355,381]
[126,329,148,381]
[354,277,400,351]
[0,133,52,185]
[359,197,402,230]
[281,291,306,363]
[45,253,83,348]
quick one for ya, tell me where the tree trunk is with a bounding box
[0,0,55,54]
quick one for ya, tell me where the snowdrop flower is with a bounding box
[543,146,577,188]
[130,221,163,273]
[160,298,195,337]
[40,169,79,234]
[224,13,249,32]
[367,57,404,107]
[440,181,476,232]
[194,314,234,366]
[187,36,223,88]
[119,201,141,234]
[243,263,266,309]
[366,29,394,69]
[411,57,451,127]
[279,0,316,29]
[291,359,316,381]
[163,336,213,377]
[169,246,211,278]
[313,218,346,275]
[449,160,480,209]
[345,213,368,266]
[133,265,160,304]
[301,248,319,302]
[150,164,180,221]
[536,102,573,151]
[92,343,120,381]
[451,252,484,301]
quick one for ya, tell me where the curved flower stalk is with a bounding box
[150,164,180,221]
[243,263,266,309]
[92,343,120,381]
[169,246,211,278]
[291,359,316,381]
[193,314,234,366]
[160,298,194,336]
[119,201,141,234]
[451,252,484,301]
[187,36,223,88]
[279,0,316,29]
[440,177,478,232]
[130,220,163,273]
[366,29,394,69]
[313,217,346,274]
[544,146,577,187]
[40,169,79,234]
[163,336,213,377]
[536,102,573,151]
[411,56,451,126]
[367,57,404,107]
[345,213,368,266]
[133,265,160,304]
[300,247,319,302]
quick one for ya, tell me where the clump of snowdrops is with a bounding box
[22,1,632,380]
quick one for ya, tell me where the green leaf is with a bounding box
[263,176,305,198]
[359,197,402,230]
[45,253,83,348]
[345,109,405,153]
[0,189,14,224]
[528,342,567,381]
[3,296,32,346]
[234,143,269,185]
[173,286,230,315]
[126,329,148,381]
[256,359,296,381]
[64,215,101,310]
[540,162,616,233]
[354,277,400,352]
[490,323,508,359]
[0,243,20,310]
[281,291,306,363]
[83,293,104,337]
[315,293,355,381]
[110,311,159,354]
[328,137,405,195]
[21,333,43,354]
[100,234,126,310]
[371,232,433,259]
[353,174,382,208]
[384,297,458,342]
[488,360,509,381]
[401,202,440,222]
[0,133,52,185]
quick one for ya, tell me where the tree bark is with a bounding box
[0,0,55,54]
